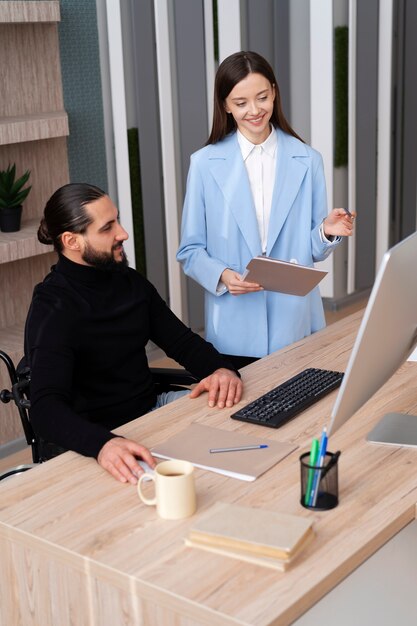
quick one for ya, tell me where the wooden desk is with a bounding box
[1,310,417,626]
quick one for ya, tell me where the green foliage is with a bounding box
[0,164,31,209]
[334,26,349,167]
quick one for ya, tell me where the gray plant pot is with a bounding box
[0,205,22,232]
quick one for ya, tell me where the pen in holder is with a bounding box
[300,450,340,511]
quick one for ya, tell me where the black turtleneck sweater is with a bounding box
[25,255,238,458]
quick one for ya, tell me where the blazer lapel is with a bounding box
[266,129,308,254]
[208,135,262,258]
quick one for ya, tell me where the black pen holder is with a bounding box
[300,451,340,511]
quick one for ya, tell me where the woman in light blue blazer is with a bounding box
[177,52,355,369]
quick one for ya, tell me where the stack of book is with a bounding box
[184,502,314,571]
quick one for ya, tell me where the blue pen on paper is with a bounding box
[209,444,268,453]
[310,427,328,507]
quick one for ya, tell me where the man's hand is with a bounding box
[221,268,263,296]
[97,437,157,484]
[189,368,243,409]
[323,208,356,238]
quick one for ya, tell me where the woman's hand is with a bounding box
[323,208,356,238]
[221,268,263,296]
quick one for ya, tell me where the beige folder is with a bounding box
[151,423,297,481]
[242,256,327,296]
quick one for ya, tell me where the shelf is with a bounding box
[0,217,53,264]
[0,1,60,24]
[0,111,68,146]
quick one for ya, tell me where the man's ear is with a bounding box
[61,231,82,252]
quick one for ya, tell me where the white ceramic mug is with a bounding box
[137,459,196,520]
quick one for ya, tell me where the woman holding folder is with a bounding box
[177,51,355,369]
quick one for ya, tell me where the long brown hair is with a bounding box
[206,51,303,145]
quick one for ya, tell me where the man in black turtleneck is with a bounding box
[25,184,243,484]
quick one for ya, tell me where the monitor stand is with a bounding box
[367,413,417,447]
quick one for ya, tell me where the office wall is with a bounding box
[95,0,414,326]
[121,0,168,301]
[392,0,417,242]
[289,0,311,143]
[355,0,379,291]
[59,0,108,191]
[172,0,210,327]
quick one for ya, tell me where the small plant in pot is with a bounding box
[0,164,31,233]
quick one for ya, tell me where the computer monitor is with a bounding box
[328,230,417,446]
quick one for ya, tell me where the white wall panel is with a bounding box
[105,0,136,267]
[347,0,357,293]
[376,0,394,269]
[217,0,242,62]
[310,0,334,298]
[154,0,183,318]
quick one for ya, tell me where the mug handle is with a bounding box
[137,473,157,505]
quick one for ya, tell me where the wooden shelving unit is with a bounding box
[0,0,69,446]
[0,218,54,264]
[0,1,60,23]
[0,111,69,145]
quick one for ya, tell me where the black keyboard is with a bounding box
[231,368,344,428]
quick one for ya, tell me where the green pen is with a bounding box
[304,438,319,506]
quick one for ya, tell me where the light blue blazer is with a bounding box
[177,129,340,357]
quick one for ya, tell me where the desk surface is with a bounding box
[1,310,417,626]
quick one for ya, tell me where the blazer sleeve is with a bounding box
[177,155,229,295]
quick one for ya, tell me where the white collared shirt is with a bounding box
[237,127,277,254]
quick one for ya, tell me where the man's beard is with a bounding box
[82,242,129,272]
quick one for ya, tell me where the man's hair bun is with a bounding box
[37,218,53,245]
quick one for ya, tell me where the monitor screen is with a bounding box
[328,231,417,445]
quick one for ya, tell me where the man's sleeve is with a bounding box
[26,293,116,458]
[146,282,240,380]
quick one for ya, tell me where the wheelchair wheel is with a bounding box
[0,463,37,482]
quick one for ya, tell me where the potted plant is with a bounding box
[0,164,31,233]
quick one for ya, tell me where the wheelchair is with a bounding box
[0,349,196,481]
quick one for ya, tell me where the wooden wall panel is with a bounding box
[0,137,69,221]
[0,253,56,445]
[0,23,64,117]
[0,253,56,329]
[0,371,25,446]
